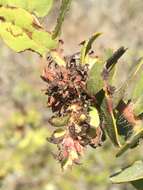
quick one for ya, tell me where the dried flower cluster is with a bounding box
[41,53,105,169]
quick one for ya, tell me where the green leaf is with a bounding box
[116,122,143,157]
[80,32,102,64]
[53,129,66,138]
[52,0,72,39]
[89,106,100,128]
[125,59,143,101]
[86,47,126,96]
[110,160,143,183]
[50,51,66,66]
[86,59,104,95]
[113,58,143,108]
[131,59,143,115]
[0,6,57,56]
[48,128,66,144]
[131,179,143,190]
[133,96,143,116]
[0,0,53,17]
[101,96,121,147]
[49,115,70,127]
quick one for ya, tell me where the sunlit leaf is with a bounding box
[53,129,66,138]
[133,96,143,116]
[80,32,102,64]
[50,51,66,66]
[48,129,66,144]
[0,6,57,56]
[0,0,53,17]
[49,115,70,127]
[85,56,99,69]
[89,106,100,128]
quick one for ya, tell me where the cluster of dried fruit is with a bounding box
[41,52,105,169]
[41,34,143,169]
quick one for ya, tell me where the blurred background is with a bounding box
[0,0,143,190]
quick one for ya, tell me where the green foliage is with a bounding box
[132,180,143,190]
[80,32,102,64]
[0,0,53,17]
[133,96,143,116]
[50,51,67,65]
[49,115,70,127]
[0,6,57,56]
[113,58,143,108]
[116,123,143,157]
[101,97,121,147]
[89,106,100,128]
[110,160,143,189]
[86,59,104,95]
[52,0,72,39]
[0,107,48,178]
[131,59,143,100]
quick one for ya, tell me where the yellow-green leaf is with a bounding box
[50,51,66,66]
[0,0,53,17]
[89,106,100,128]
[86,59,104,95]
[53,129,66,138]
[0,6,57,56]
[49,115,70,127]
[80,32,102,64]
